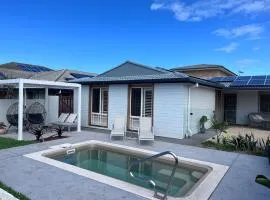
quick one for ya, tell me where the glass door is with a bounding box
[224,94,237,124]
[129,87,153,130]
[91,87,108,127]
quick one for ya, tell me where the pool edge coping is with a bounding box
[24,140,229,200]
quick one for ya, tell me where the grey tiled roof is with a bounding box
[98,61,165,77]
[72,72,223,89]
[71,61,223,88]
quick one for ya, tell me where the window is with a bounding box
[143,89,153,117]
[92,87,108,113]
[102,89,108,113]
[131,88,141,116]
[130,87,153,117]
[260,94,270,113]
[92,88,100,113]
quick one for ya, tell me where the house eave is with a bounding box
[77,77,223,89]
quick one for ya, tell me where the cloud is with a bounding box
[253,47,260,51]
[216,43,239,53]
[235,59,260,67]
[213,24,264,40]
[150,0,270,22]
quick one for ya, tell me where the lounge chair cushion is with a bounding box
[65,114,77,123]
[255,115,264,121]
[58,113,69,123]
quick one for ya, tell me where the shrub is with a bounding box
[211,115,228,143]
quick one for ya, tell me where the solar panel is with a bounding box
[235,76,251,81]
[248,79,265,85]
[265,80,270,85]
[211,77,224,82]
[231,80,249,86]
[19,64,52,72]
[222,77,236,82]
[252,75,266,80]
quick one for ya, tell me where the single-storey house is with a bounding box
[73,61,223,139]
[72,61,270,139]
[211,76,270,125]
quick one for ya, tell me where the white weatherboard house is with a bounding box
[73,61,221,139]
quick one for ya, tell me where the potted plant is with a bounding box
[199,116,208,134]
[0,122,7,135]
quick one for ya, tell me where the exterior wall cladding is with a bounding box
[82,83,216,139]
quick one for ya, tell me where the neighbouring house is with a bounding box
[0,62,95,127]
[211,76,270,125]
[0,62,96,81]
[72,61,222,139]
[171,64,236,79]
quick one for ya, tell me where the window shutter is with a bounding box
[143,89,153,117]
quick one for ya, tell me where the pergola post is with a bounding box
[77,86,81,132]
[18,80,24,140]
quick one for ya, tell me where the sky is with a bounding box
[0,0,270,75]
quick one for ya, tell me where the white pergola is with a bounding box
[0,79,81,140]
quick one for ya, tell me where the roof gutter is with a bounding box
[72,77,223,89]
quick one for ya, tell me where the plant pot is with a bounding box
[0,128,7,135]
[200,127,206,134]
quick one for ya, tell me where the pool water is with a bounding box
[48,147,207,197]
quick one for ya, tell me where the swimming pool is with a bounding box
[25,141,229,200]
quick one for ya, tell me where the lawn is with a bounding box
[0,180,30,200]
[0,137,35,150]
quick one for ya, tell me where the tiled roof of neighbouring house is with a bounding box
[0,62,96,82]
[30,69,96,82]
[0,62,53,72]
[0,68,34,79]
[171,64,237,76]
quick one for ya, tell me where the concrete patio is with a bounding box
[0,130,269,200]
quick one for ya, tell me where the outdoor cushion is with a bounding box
[255,115,264,121]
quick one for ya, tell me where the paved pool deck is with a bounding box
[0,131,269,200]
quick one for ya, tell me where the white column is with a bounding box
[44,87,49,123]
[77,86,82,132]
[18,80,24,140]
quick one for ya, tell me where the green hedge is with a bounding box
[0,137,34,150]
[0,181,29,200]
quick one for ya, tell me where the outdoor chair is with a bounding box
[6,102,20,129]
[26,102,46,126]
[110,116,126,140]
[248,113,264,128]
[248,113,270,129]
[138,117,154,144]
[51,113,78,132]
